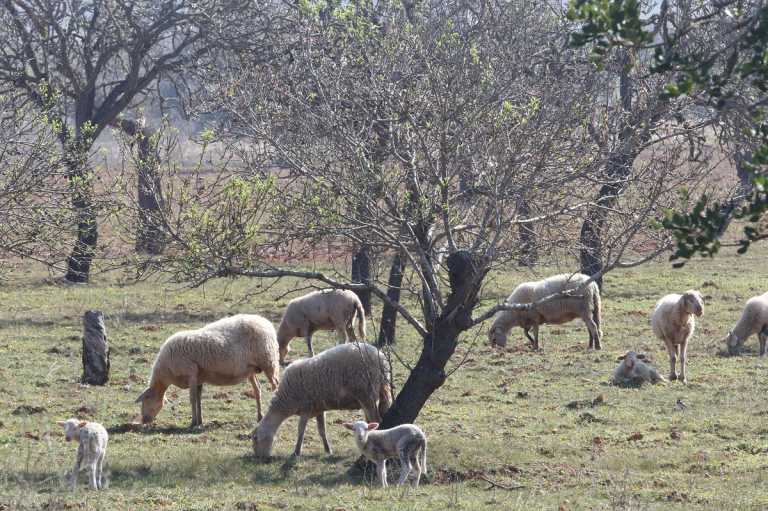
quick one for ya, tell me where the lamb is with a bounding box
[57,419,108,490]
[487,273,602,350]
[723,292,768,356]
[136,314,280,427]
[611,351,666,386]
[276,289,366,364]
[253,342,391,458]
[651,290,704,383]
[343,421,427,488]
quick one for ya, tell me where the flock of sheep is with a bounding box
[57,278,768,490]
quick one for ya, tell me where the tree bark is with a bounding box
[379,250,485,428]
[64,144,97,283]
[351,245,372,315]
[517,198,537,267]
[377,253,405,346]
[81,310,109,385]
[113,118,165,255]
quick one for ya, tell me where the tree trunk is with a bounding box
[81,310,109,385]
[351,245,372,315]
[113,118,165,255]
[379,250,485,428]
[377,253,404,346]
[64,146,97,283]
[517,198,537,267]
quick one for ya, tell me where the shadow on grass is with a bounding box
[107,419,236,436]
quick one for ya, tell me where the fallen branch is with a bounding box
[480,475,526,491]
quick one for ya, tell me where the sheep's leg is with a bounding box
[249,374,263,422]
[88,460,98,490]
[96,452,105,489]
[679,341,688,384]
[397,454,412,486]
[523,327,535,348]
[345,324,357,343]
[264,367,279,391]
[412,451,422,488]
[532,325,540,351]
[335,323,349,345]
[584,315,600,350]
[316,413,332,454]
[305,333,315,357]
[293,415,310,457]
[666,341,678,381]
[70,446,83,490]
[188,376,200,427]
[376,460,388,488]
[759,330,767,357]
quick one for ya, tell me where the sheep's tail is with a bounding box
[378,381,393,419]
[592,286,603,341]
[355,299,366,340]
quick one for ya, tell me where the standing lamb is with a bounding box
[253,343,391,458]
[487,273,602,350]
[651,290,704,383]
[57,419,108,490]
[343,420,427,488]
[611,351,666,386]
[723,292,768,355]
[136,314,280,427]
[277,289,366,364]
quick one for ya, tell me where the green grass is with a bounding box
[1,250,767,510]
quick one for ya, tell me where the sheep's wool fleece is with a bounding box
[270,343,388,416]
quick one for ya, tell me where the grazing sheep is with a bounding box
[723,292,768,356]
[488,273,602,350]
[343,420,427,488]
[136,314,280,427]
[57,419,108,490]
[611,351,666,386]
[651,290,704,383]
[277,289,366,363]
[253,343,391,458]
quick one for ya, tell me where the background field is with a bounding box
[1,249,767,510]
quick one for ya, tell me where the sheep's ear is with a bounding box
[636,353,647,360]
[56,421,66,427]
[342,422,355,430]
[78,421,87,428]
[135,388,152,403]
[615,354,626,361]
[366,422,379,431]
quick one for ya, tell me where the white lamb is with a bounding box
[651,290,704,383]
[57,419,108,490]
[723,292,768,356]
[277,289,366,364]
[136,314,280,427]
[611,351,666,386]
[253,343,391,458]
[343,420,427,488]
[488,273,602,350]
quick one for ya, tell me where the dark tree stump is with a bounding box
[81,310,109,385]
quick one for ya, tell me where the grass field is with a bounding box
[1,249,767,510]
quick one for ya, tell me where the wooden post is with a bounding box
[81,310,109,385]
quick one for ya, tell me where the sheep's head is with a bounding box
[135,387,163,424]
[723,330,741,355]
[57,418,87,442]
[343,420,378,444]
[681,290,704,317]
[278,342,292,365]
[488,326,508,347]
[252,424,275,458]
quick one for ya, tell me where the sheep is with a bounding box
[136,314,280,427]
[611,351,666,386]
[57,419,108,490]
[723,292,768,356]
[487,273,602,350]
[343,420,427,488]
[651,290,704,383]
[277,289,366,364]
[253,342,391,458]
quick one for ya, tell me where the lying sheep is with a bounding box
[57,419,108,490]
[253,343,391,458]
[611,351,666,386]
[344,420,427,488]
[723,292,768,355]
[136,314,280,427]
[277,289,366,364]
[488,273,602,350]
[651,290,703,383]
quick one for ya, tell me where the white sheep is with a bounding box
[253,342,391,458]
[277,289,366,364]
[343,420,427,488]
[611,351,666,386]
[57,419,108,490]
[488,273,602,350]
[723,292,768,356]
[136,314,280,427]
[651,290,703,383]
